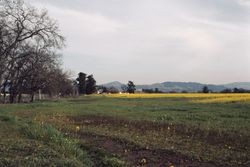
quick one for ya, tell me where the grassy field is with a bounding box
[0,93,249,167]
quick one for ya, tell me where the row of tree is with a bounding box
[76,72,96,95]
[0,0,72,103]
[97,81,136,94]
[142,88,162,93]
[203,86,250,93]
[220,88,250,93]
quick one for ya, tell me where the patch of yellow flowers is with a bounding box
[103,93,250,103]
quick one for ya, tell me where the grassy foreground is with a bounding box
[0,93,249,166]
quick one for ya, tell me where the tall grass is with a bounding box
[20,121,93,167]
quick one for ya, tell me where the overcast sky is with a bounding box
[28,0,250,84]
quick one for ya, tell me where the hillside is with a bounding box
[137,82,226,92]
[101,81,125,91]
[223,82,250,90]
[102,81,250,92]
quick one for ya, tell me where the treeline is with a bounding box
[220,88,250,93]
[142,88,162,93]
[76,72,96,95]
[141,86,250,94]
[97,81,136,94]
[75,73,139,95]
[201,86,250,93]
[0,0,72,103]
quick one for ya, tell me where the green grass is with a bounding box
[0,114,93,167]
[0,94,249,166]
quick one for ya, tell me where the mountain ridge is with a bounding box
[101,81,250,92]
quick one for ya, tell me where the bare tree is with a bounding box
[0,0,65,103]
[12,42,59,102]
[42,69,74,98]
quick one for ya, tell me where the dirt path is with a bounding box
[72,131,216,167]
[70,115,249,149]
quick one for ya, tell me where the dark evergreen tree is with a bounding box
[233,88,240,93]
[202,86,209,93]
[86,75,96,95]
[127,81,136,94]
[102,86,108,93]
[76,72,86,94]
[220,88,232,93]
[155,88,160,93]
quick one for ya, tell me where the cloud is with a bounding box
[238,0,250,7]
[27,0,250,84]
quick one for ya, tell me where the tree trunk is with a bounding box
[30,92,35,102]
[9,93,16,103]
[2,81,7,103]
[3,90,6,104]
[18,93,22,103]
[38,89,42,100]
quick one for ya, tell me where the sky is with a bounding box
[27,0,250,84]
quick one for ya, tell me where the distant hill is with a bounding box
[137,82,226,92]
[223,82,250,90]
[101,81,250,92]
[101,81,125,91]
